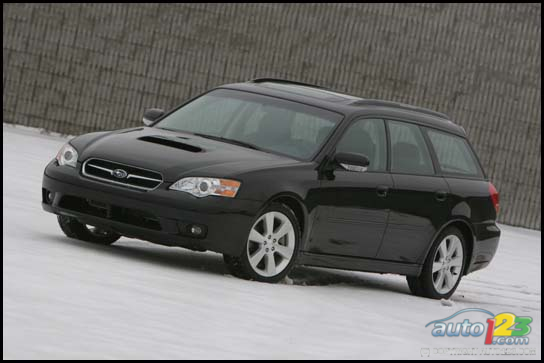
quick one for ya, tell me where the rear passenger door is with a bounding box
[376,120,450,264]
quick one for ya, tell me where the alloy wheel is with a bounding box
[432,234,464,294]
[246,211,295,277]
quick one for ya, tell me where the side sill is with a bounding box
[298,252,423,277]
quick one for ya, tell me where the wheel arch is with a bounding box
[265,192,308,237]
[421,218,475,276]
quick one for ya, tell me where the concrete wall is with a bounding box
[3,3,541,229]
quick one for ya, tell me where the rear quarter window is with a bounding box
[426,128,484,178]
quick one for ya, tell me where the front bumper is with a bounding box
[42,161,263,256]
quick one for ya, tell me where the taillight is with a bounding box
[489,182,499,214]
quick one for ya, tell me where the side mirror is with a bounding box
[334,152,370,172]
[143,108,165,126]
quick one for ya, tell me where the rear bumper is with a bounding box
[466,222,501,274]
[42,161,263,256]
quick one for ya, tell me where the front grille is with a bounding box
[82,158,163,191]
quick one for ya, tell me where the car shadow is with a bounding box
[45,234,228,276]
[288,266,411,295]
[43,233,412,295]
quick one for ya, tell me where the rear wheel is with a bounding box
[407,226,466,299]
[57,215,121,245]
[223,203,300,283]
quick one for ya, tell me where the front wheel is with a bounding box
[407,226,466,299]
[224,203,300,283]
[57,215,121,245]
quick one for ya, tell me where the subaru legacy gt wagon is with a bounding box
[42,78,501,299]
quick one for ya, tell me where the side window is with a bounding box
[388,120,435,175]
[426,129,483,177]
[336,118,387,172]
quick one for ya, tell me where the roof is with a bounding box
[217,78,465,136]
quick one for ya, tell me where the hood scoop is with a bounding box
[139,135,203,153]
[116,127,144,134]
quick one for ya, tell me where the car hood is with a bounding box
[74,127,300,181]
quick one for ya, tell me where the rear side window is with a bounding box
[426,129,483,177]
[388,120,435,175]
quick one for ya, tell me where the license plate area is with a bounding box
[87,199,112,218]
[58,195,162,231]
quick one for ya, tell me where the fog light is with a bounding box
[190,225,203,236]
[43,189,55,204]
[178,222,207,238]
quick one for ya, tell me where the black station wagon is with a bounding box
[42,78,501,299]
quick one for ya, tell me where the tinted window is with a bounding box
[388,120,434,175]
[427,129,483,177]
[155,89,342,160]
[336,118,387,172]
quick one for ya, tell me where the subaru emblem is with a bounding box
[112,168,128,179]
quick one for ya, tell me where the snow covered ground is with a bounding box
[3,124,541,359]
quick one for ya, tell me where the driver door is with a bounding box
[308,118,393,259]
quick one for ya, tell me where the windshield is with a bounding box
[154,89,343,160]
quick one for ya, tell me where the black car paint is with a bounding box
[42,82,500,277]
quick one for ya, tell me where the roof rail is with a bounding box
[249,78,330,90]
[248,78,451,121]
[351,99,451,120]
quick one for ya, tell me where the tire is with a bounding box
[407,226,467,299]
[223,254,246,278]
[57,215,121,245]
[223,203,301,283]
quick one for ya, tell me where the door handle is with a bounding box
[435,190,448,202]
[376,185,389,198]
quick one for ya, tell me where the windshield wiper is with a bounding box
[154,128,264,152]
[192,133,263,151]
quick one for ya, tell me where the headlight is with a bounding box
[56,143,78,168]
[170,177,241,198]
